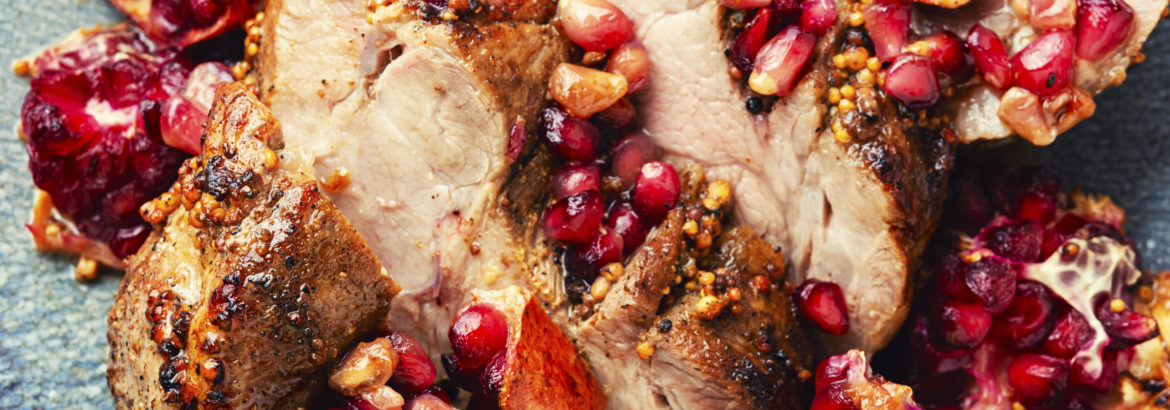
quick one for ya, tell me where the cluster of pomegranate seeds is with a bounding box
[325,330,450,410]
[548,0,683,301]
[795,279,850,335]
[726,1,831,97]
[110,0,257,47]
[441,303,510,408]
[871,165,1159,408]
[812,350,921,409]
[20,27,234,260]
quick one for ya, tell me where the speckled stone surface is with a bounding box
[0,1,1167,408]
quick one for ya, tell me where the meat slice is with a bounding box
[256,0,570,353]
[107,82,400,408]
[609,0,951,354]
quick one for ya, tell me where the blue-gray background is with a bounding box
[0,1,1167,408]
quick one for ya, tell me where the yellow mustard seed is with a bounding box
[828,87,842,104]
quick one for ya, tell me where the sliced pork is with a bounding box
[107,83,400,408]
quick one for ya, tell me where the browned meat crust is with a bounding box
[107,83,399,408]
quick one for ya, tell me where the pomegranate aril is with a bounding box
[1076,0,1135,60]
[963,257,1016,314]
[992,281,1055,349]
[815,353,853,389]
[543,190,604,244]
[882,54,940,109]
[591,98,636,130]
[577,228,623,274]
[1069,349,1119,393]
[540,107,599,160]
[720,0,773,9]
[632,161,680,223]
[799,0,837,36]
[1016,190,1057,225]
[748,26,816,97]
[796,279,850,335]
[1093,294,1159,349]
[1043,308,1093,360]
[609,133,657,190]
[912,31,974,83]
[161,94,207,155]
[1010,29,1075,97]
[1030,0,1078,29]
[863,0,911,62]
[930,300,992,350]
[549,63,628,119]
[966,25,1012,89]
[551,163,602,200]
[769,0,804,27]
[478,352,507,398]
[1007,353,1069,407]
[387,331,438,395]
[606,41,650,94]
[449,304,509,370]
[728,8,774,73]
[605,201,648,253]
[911,315,974,374]
[557,0,634,52]
[440,354,482,393]
[809,382,857,410]
[984,220,1047,262]
[404,394,456,410]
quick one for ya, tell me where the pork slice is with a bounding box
[107,83,400,408]
[257,0,570,354]
[608,0,951,354]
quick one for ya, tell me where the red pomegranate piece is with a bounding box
[577,227,623,273]
[111,0,256,47]
[882,54,940,109]
[21,26,224,260]
[1010,29,1075,97]
[478,352,507,398]
[632,161,681,223]
[863,0,910,62]
[815,352,853,389]
[557,0,634,52]
[720,0,773,9]
[915,31,974,83]
[983,220,1048,262]
[796,279,850,335]
[809,382,856,410]
[606,41,651,94]
[728,7,775,73]
[608,132,658,190]
[1069,348,1119,393]
[992,281,1055,349]
[770,0,804,27]
[747,26,816,97]
[543,190,605,244]
[1007,353,1068,406]
[799,0,837,36]
[403,393,455,410]
[605,201,648,254]
[386,331,438,395]
[449,304,509,370]
[539,107,599,160]
[1076,0,1136,60]
[930,300,993,350]
[551,163,602,200]
[962,257,1016,314]
[966,25,1013,89]
[812,350,918,409]
[1042,306,1094,358]
[1015,189,1058,225]
[1092,293,1159,349]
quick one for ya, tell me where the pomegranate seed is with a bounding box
[809,382,857,410]
[404,394,456,410]
[590,98,636,130]
[440,354,482,393]
[1007,353,1068,407]
[930,300,993,350]
[543,190,605,244]
[160,94,207,155]
[551,163,602,200]
[770,0,804,26]
[815,354,853,389]
[506,120,526,163]
[605,201,648,253]
[796,279,850,335]
[863,0,910,61]
[549,63,628,119]
[1042,307,1094,358]
[632,161,680,223]
[911,315,974,374]
[1010,29,1074,97]
[606,41,650,94]
[1093,294,1159,349]
[387,331,438,395]
[966,25,1012,89]
[449,304,509,370]
[729,8,775,73]
[799,0,837,36]
[963,257,1016,314]
[577,228,623,273]
[608,133,657,190]
[749,27,816,97]
[984,220,1046,262]
[477,352,508,399]
[1029,0,1077,29]
[539,107,599,160]
[720,0,773,9]
[419,386,451,403]
[992,281,1055,349]
[1076,0,1135,60]
[557,0,634,52]
[1015,191,1057,225]
[882,54,940,109]
[911,31,974,83]
[1069,349,1119,393]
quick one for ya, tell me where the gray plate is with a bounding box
[0,1,1167,408]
